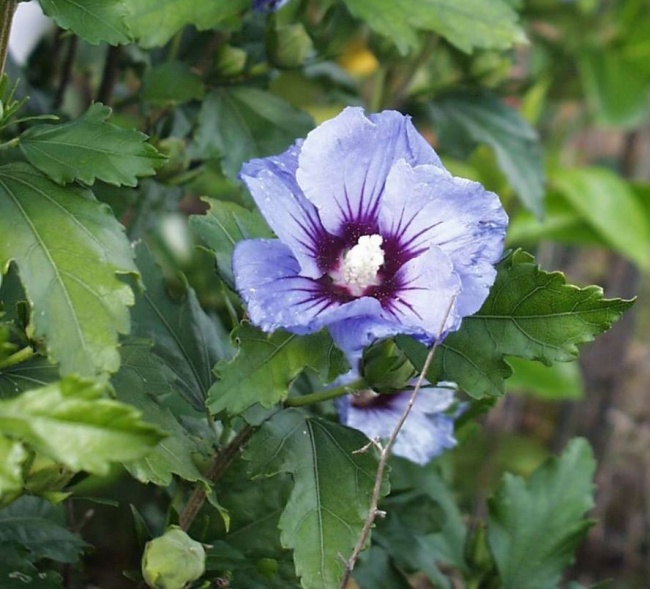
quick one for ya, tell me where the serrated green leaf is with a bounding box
[38,0,132,45]
[207,323,348,416]
[112,339,209,486]
[125,0,249,48]
[342,0,525,55]
[0,376,164,475]
[189,198,272,287]
[0,437,26,497]
[488,438,596,589]
[0,164,137,377]
[398,250,634,398]
[0,563,63,589]
[0,356,59,400]
[142,62,206,105]
[131,242,229,411]
[192,87,313,180]
[243,409,386,589]
[427,92,544,217]
[551,167,650,269]
[353,546,412,589]
[0,496,88,564]
[20,103,165,187]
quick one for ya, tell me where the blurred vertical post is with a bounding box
[0,0,18,77]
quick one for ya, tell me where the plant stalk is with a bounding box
[283,379,365,408]
[0,0,18,79]
[0,346,34,371]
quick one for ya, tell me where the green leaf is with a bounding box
[353,546,412,589]
[551,167,650,269]
[427,92,544,217]
[488,438,596,589]
[398,250,634,398]
[131,242,228,411]
[578,47,649,128]
[189,198,273,287]
[0,496,87,564]
[142,62,206,105]
[0,376,164,476]
[125,0,249,48]
[342,0,525,55]
[207,323,348,416]
[0,437,26,497]
[37,0,132,45]
[192,87,313,180]
[506,357,584,401]
[0,164,138,377]
[112,339,209,486]
[243,409,386,589]
[0,563,63,589]
[20,103,165,187]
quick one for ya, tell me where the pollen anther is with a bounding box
[338,234,384,295]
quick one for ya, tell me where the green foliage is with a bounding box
[398,250,633,398]
[488,439,596,589]
[192,87,314,179]
[0,437,26,497]
[208,323,348,416]
[130,242,228,410]
[506,357,584,401]
[142,62,206,105]
[189,198,273,288]
[343,0,525,55]
[0,376,164,475]
[0,164,137,377]
[243,409,387,589]
[20,103,165,186]
[37,0,132,45]
[427,92,545,217]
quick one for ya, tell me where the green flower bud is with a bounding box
[361,339,417,394]
[266,23,314,69]
[214,45,247,78]
[155,138,189,180]
[142,526,206,589]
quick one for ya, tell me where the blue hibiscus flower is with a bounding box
[252,0,290,12]
[233,107,507,363]
[337,382,459,465]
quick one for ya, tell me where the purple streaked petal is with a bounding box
[337,386,457,465]
[240,142,327,279]
[296,107,443,237]
[388,245,463,340]
[379,160,507,317]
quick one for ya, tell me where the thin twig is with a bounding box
[338,296,456,588]
[0,0,18,79]
[178,424,255,531]
[96,45,121,106]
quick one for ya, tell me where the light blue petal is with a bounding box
[240,142,326,279]
[296,107,443,236]
[379,160,507,318]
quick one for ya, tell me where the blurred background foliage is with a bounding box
[2,0,650,587]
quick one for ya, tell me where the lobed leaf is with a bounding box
[0,164,138,377]
[243,409,386,589]
[20,103,165,187]
[0,496,88,564]
[112,339,210,487]
[343,0,525,55]
[0,437,26,498]
[0,377,164,476]
[131,242,229,411]
[38,0,132,45]
[207,323,348,416]
[488,438,596,589]
[398,250,634,398]
[427,91,545,218]
[192,87,313,180]
[189,197,273,288]
[125,0,249,48]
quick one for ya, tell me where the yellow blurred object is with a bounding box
[337,39,379,77]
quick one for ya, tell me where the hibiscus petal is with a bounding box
[296,107,443,237]
[389,245,463,340]
[337,387,457,465]
[379,160,507,317]
[240,142,327,279]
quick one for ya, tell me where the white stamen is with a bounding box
[339,234,384,295]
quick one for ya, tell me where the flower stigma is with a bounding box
[335,234,384,296]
